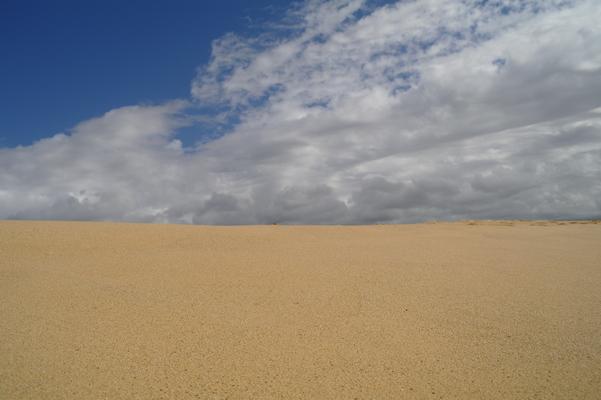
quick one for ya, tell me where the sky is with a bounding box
[1,0,600,224]
[0,0,281,147]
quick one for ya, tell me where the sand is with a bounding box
[1,220,600,399]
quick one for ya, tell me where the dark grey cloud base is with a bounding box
[1,0,600,224]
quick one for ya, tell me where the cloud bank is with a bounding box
[2,0,601,223]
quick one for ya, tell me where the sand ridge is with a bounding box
[1,220,600,399]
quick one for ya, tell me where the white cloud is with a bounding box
[1,0,601,223]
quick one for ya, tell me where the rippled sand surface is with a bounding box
[1,220,600,399]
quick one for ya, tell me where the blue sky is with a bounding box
[0,0,284,147]
[1,0,600,224]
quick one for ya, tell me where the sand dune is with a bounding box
[1,220,600,399]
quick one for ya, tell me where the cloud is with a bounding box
[0,101,190,221]
[1,0,601,223]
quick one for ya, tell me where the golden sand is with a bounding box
[1,220,600,399]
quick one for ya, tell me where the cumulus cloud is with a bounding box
[2,0,601,223]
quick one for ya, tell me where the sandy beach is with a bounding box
[1,220,600,399]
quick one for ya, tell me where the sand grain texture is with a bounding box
[1,221,601,399]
